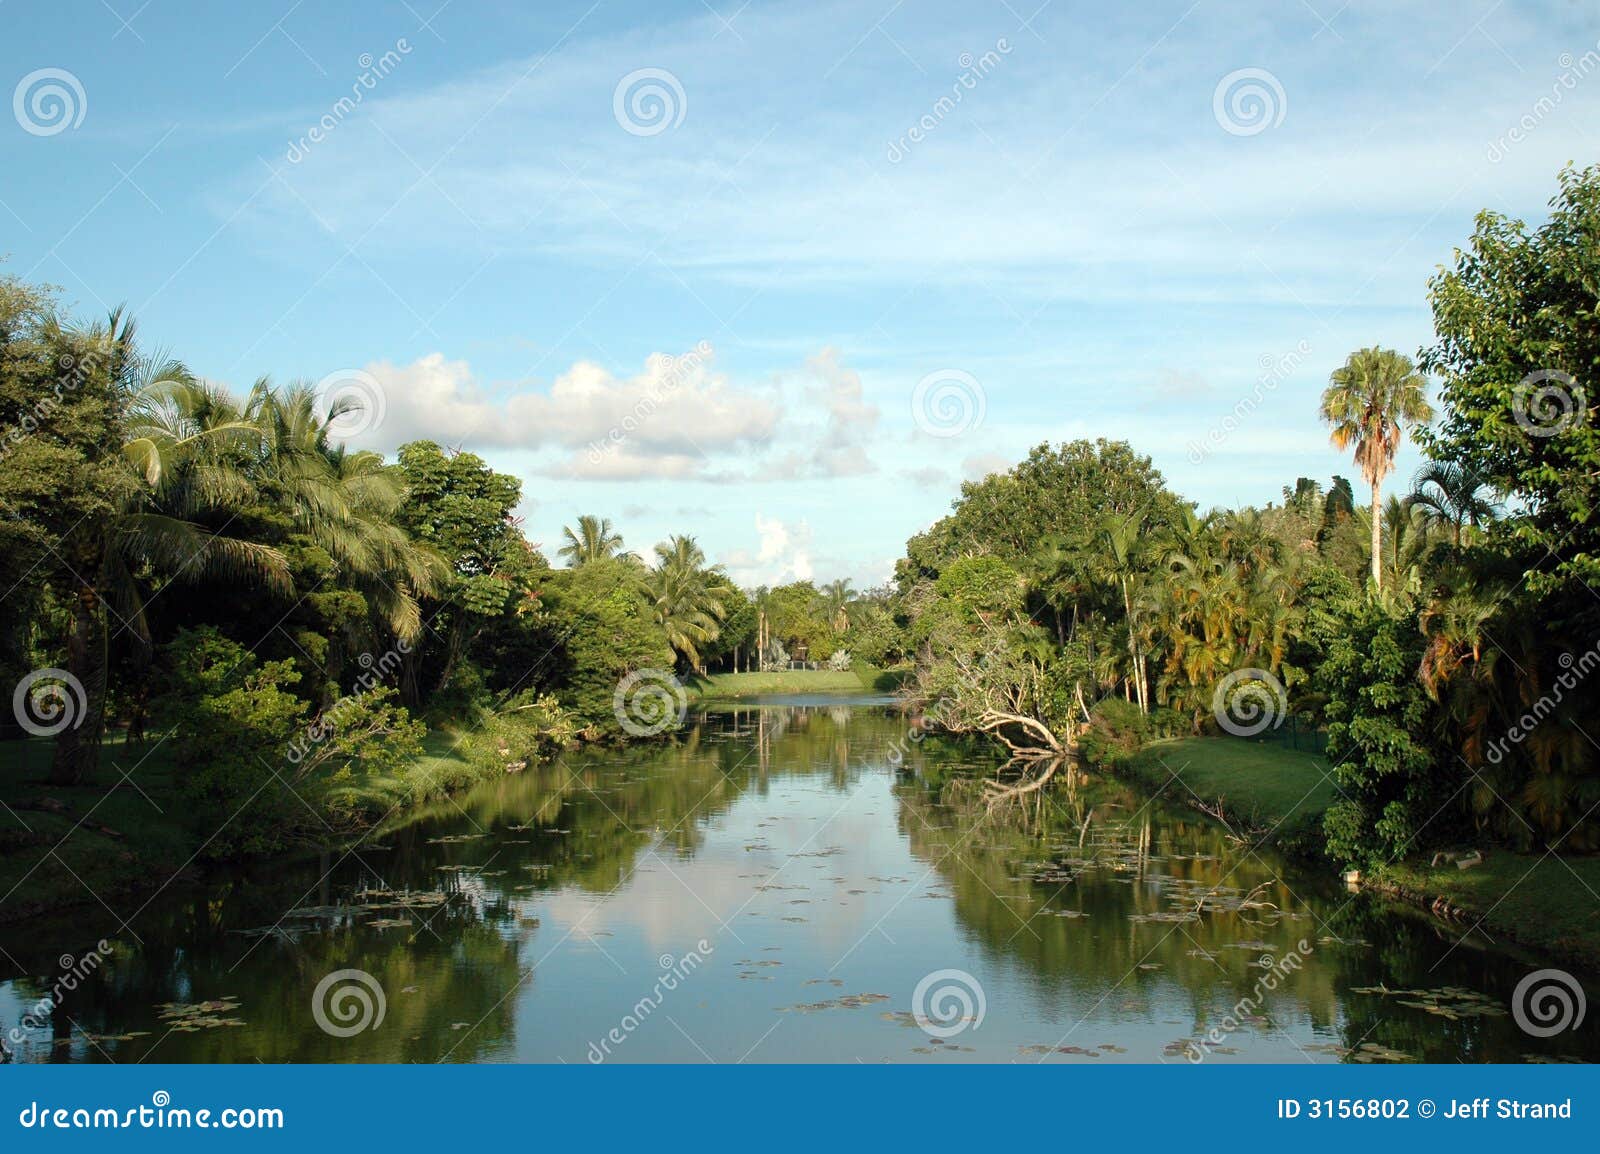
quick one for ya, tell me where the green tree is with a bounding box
[1320,347,1434,590]
[4,310,291,783]
[1409,461,1499,549]
[396,441,540,702]
[1317,603,1449,867]
[558,515,625,566]
[648,535,728,670]
[1420,163,1600,594]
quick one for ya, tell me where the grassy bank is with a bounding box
[0,737,191,924]
[1375,856,1600,970]
[1111,735,1600,968]
[1116,736,1337,854]
[690,665,903,698]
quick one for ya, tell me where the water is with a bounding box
[2,698,1595,1063]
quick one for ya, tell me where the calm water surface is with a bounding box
[3,698,1596,1063]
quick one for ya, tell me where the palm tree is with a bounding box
[558,514,624,566]
[819,578,856,632]
[1363,495,1432,598]
[1410,460,1499,548]
[46,313,291,784]
[1094,515,1152,711]
[252,382,443,642]
[1320,347,1434,590]
[649,535,728,670]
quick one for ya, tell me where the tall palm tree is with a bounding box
[1320,347,1434,590]
[1094,515,1152,711]
[558,514,624,567]
[1410,460,1499,548]
[1362,495,1433,598]
[46,313,291,784]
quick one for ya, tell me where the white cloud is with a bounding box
[347,344,778,464]
[722,513,814,586]
[961,453,1011,480]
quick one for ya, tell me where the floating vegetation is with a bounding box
[427,834,486,845]
[782,993,890,1012]
[1349,1042,1416,1063]
[1347,984,1506,1021]
[156,999,245,1031]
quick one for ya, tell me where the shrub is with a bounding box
[1316,603,1455,868]
[1077,698,1149,767]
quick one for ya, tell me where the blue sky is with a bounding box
[3,0,1597,585]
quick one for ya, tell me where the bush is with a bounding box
[1316,603,1455,868]
[1078,698,1149,767]
[155,628,425,857]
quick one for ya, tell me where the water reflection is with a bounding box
[2,700,1595,1063]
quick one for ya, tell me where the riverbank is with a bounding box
[1371,857,1600,970]
[1114,736,1336,857]
[0,722,506,925]
[0,667,907,925]
[689,665,905,698]
[1107,735,1600,971]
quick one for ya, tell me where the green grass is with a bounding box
[1378,855,1600,970]
[688,662,902,697]
[1120,735,1600,966]
[1119,736,1338,849]
[0,736,191,924]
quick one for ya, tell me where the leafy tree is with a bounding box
[1318,603,1450,867]
[540,558,674,725]
[5,312,291,783]
[396,441,541,703]
[1420,163,1600,595]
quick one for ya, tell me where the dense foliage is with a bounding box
[5,162,1599,876]
[893,165,1600,867]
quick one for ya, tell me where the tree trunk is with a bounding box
[50,586,106,786]
[1370,478,1383,590]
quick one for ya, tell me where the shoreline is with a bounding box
[1099,735,1600,973]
